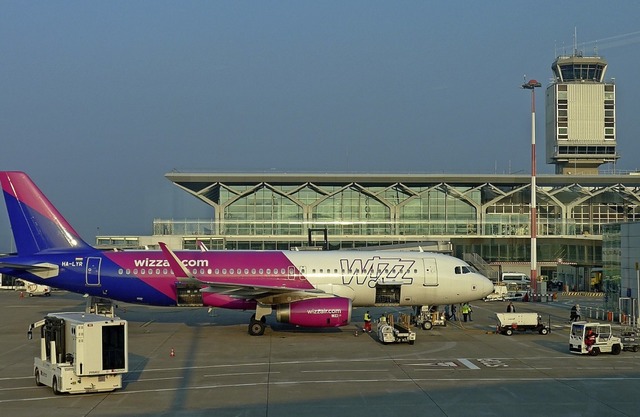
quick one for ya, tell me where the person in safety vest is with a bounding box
[462,303,471,322]
[364,311,372,332]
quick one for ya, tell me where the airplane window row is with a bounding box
[117,268,290,276]
[338,269,419,274]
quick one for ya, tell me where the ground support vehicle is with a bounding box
[19,279,51,296]
[569,322,623,356]
[378,313,416,344]
[495,312,550,336]
[412,306,446,330]
[28,312,128,394]
[620,329,639,352]
[484,284,507,302]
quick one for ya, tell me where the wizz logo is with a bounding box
[340,256,415,287]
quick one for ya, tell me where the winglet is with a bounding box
[196,239,209,252]
[158,242,197,280]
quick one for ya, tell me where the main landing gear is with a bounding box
[248,303,272,336]
[248,315,266,336]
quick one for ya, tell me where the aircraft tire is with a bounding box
[248,320,265,336]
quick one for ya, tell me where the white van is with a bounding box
[501,272,531,286]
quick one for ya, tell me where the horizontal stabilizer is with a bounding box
[0,261,59,279]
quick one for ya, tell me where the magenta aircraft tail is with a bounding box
[0,171,92,254]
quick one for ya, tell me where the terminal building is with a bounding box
[96,51,635,312]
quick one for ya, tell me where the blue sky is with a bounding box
[1,1,639,249]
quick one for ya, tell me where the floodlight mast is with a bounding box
[522,78,541,297]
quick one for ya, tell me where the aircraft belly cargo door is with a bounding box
[422,258,438,286]
[86,257,102,286]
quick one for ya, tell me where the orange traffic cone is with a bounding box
[170,348,175,357]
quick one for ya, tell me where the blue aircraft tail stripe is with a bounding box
[0,172,92,254]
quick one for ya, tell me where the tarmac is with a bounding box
[1,289,639,417]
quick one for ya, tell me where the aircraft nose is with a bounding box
[479,274,494,297]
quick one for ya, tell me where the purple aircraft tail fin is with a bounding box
[0,171,92,254]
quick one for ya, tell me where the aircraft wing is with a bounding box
[158,242,326,303]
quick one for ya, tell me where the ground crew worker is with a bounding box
[506,302,515,313]
[461,303,471,322]
[585,329,597,352]
[364,311,372,332]
[570,304,581,322]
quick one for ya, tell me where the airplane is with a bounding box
[0,171,494,335]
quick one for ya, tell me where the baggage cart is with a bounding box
[495,312,550,336]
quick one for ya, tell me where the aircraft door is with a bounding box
[422,258,438,286]
[85,257,102,286]
[288,266,298,280]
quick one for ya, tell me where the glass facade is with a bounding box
[602,223,622,311]
[149,174,640,272]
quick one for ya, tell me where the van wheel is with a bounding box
[35,369,44,386]
[612,344,622,355]
[589,347,600,356]
[52,377,60,395]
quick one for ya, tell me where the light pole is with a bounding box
[522,78,541,298]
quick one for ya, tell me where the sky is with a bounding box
[1,1,640,251]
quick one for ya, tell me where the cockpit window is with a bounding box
[455,266,472,274]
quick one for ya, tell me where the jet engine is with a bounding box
[276,297,352,327]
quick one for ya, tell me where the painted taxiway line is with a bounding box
[458,358,480,369]
[4,376,640,404]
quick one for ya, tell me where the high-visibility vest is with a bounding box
[364,313,371,322]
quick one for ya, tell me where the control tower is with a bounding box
[545,52,618,174]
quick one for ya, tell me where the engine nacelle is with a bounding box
[276,297,352,328]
